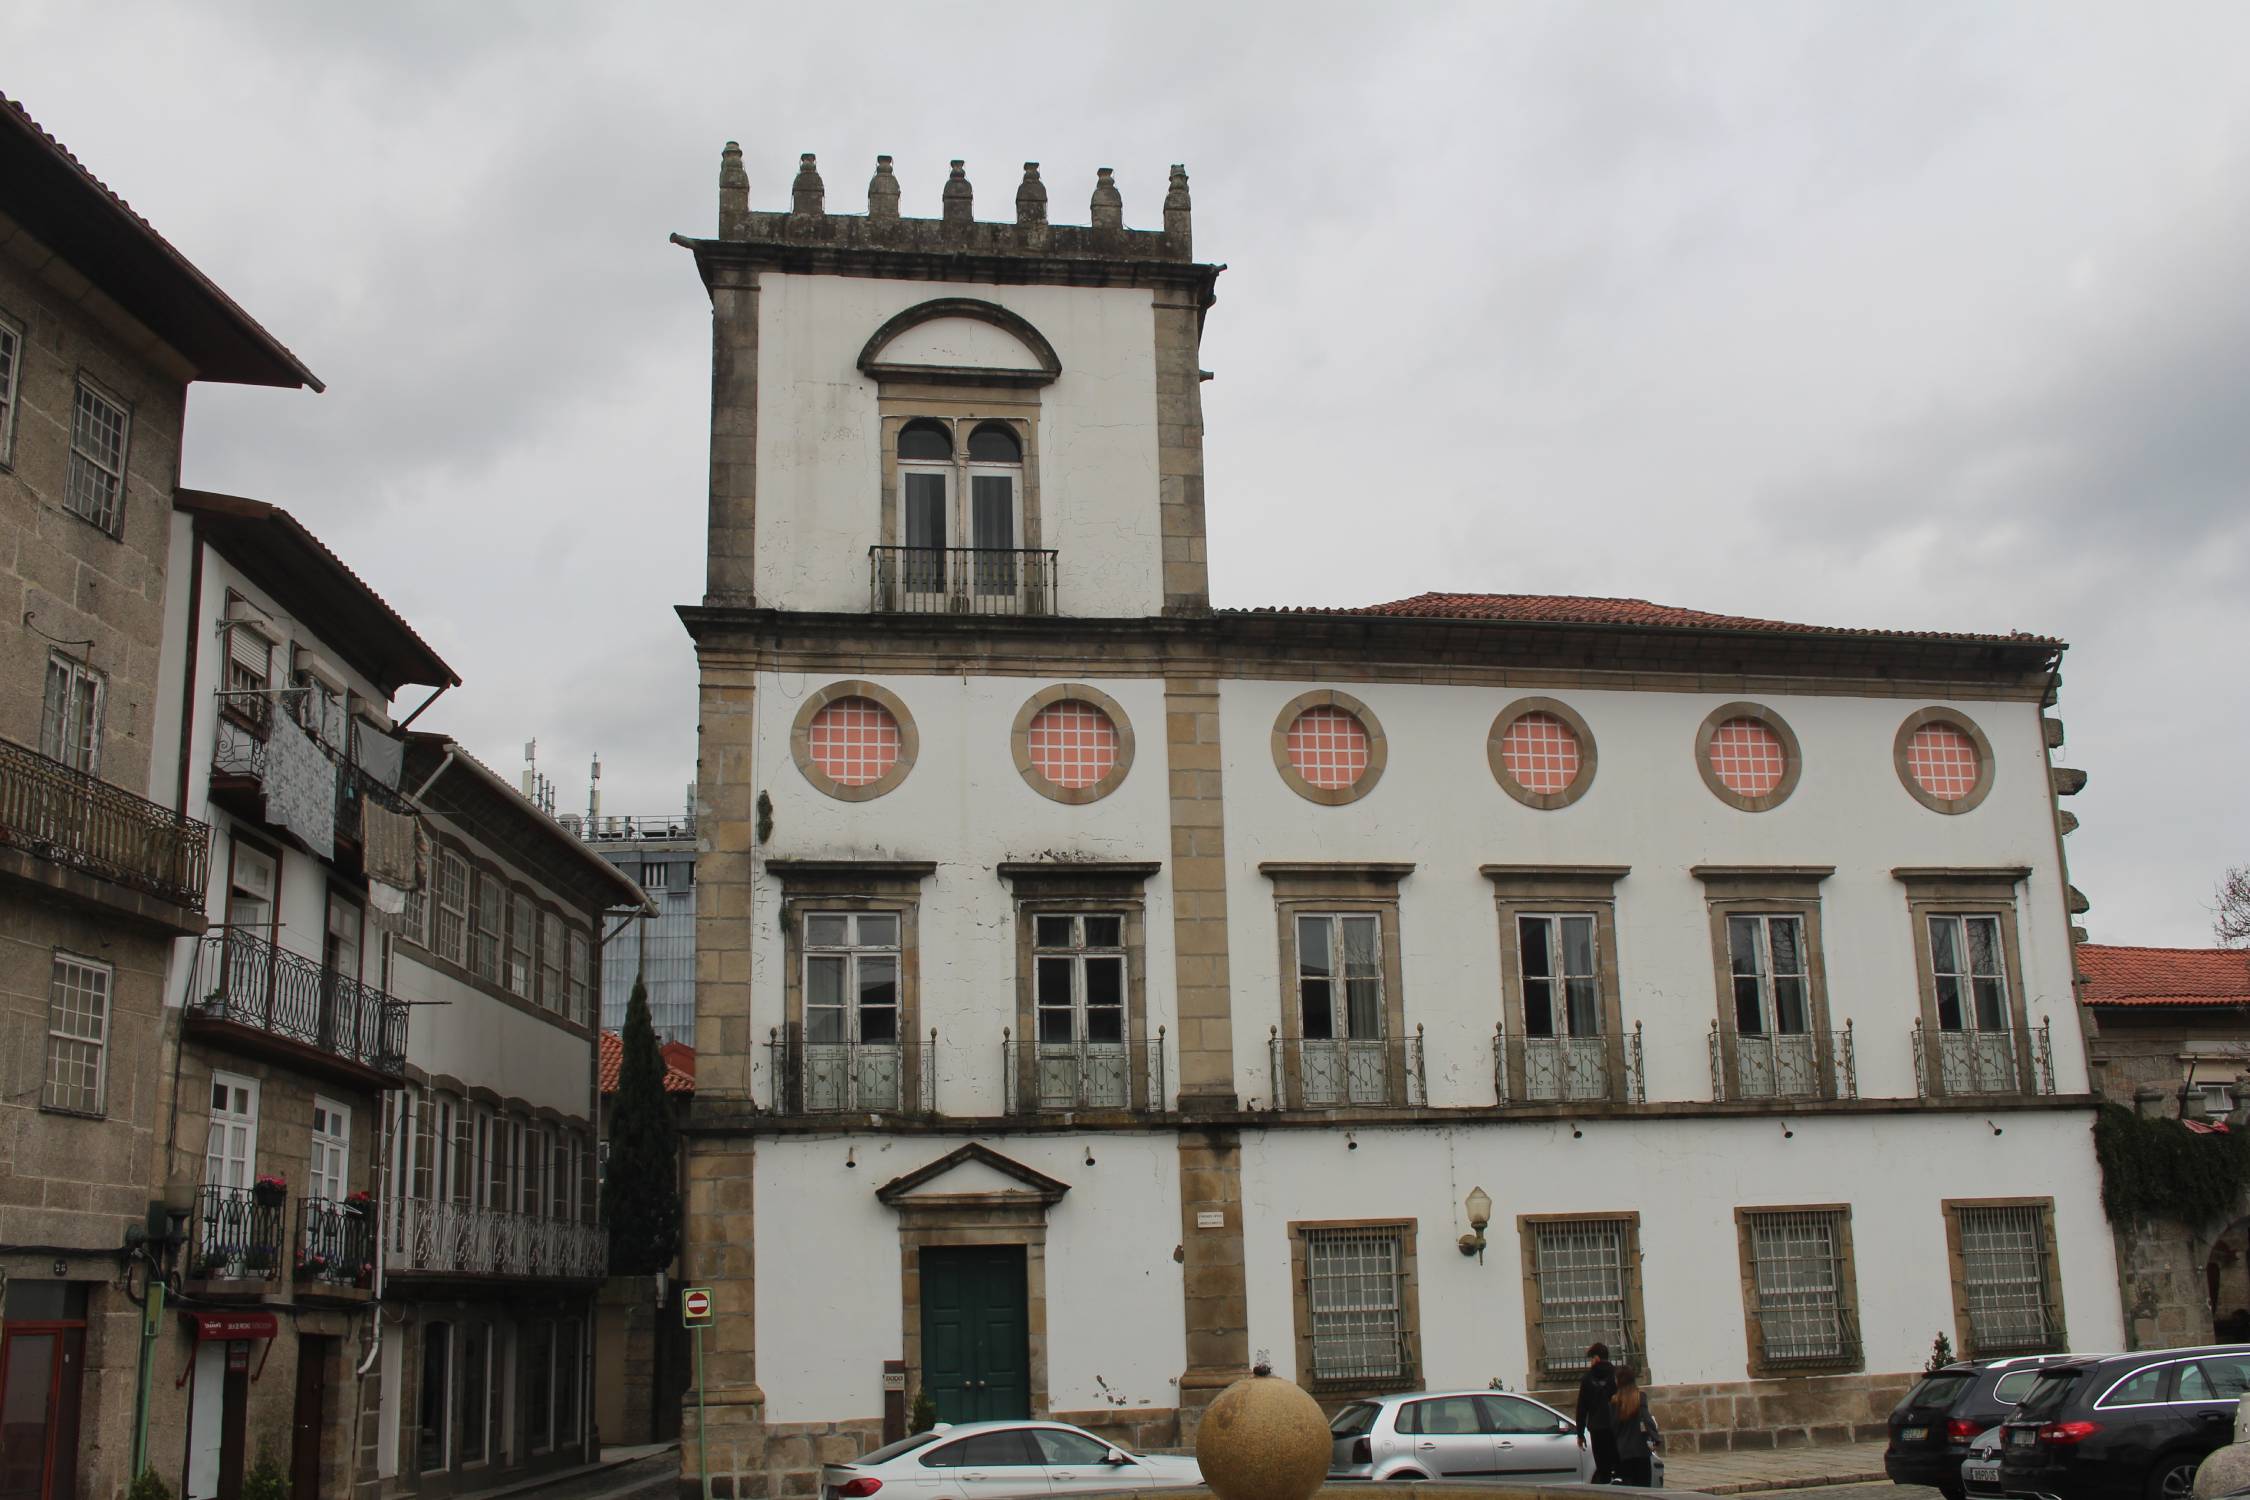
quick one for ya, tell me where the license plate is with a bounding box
[2010,1429,2037,1448]
[1901,1427,1928,1442]
[1966,1462,2001,1480]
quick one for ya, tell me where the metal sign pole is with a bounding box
[133,1279,164,1477]
[696,1322,710,1500]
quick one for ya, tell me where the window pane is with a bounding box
[807,955,846,1009]
[1034,1429,1110,1465]
[1037,956,1074,1008]
[1935,974,1965,1031]
[1728,916,1764,978]
[904,473,947,549]
[1084,956,1123,1010]
[898,421,951,462]
[967,423,1021,463]
[1524,976,1555,1036]
[1560,916,1596,979]
[1769,918,1805,979]
[1774,976,1809,1034]
[1083,916,1123,949]
[1519,917,1552,980]
[1967,917,2004,978]
[1341,916,1379,977]
[1036,915,1075,949]
[856,913,898,948]
[1734,975,1766,1035]
[806,915,849,947]
[971,476,1015,550]
[1299,917,1331,979]
[1565,977,1600,1038]
[1345,978,1382,1040]
[858,954,898,1011]
[1929,916,1962,976]
[1973,978,2008,1032]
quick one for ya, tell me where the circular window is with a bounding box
[1489,698,1598,810]
[1894,708,1995,814]
[791,681,918,802]
[1695,702,1802,812]
[1270,691,1387,805]
[1012,685,1135,805]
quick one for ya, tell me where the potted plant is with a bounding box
[343,1189,374,1217]
[191,1250,228,1280]
[243,1243,277,1274]
[295,1250,331,1281]
[352,1261,374,1290]
[252,1173,287,1207]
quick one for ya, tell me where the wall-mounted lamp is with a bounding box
[1084,1149,1097,1167]
[1988,1120,2004,1137]
[1781,1120,1794,1140]
[1457,1185,1494,1262]
[845,1147,857,1170]
[1570,1123,1583,1140]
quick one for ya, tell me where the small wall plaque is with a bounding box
[883,1371,907,1391]
[1196,1210,1224,1229]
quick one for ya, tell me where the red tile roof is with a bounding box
[598,1031,696,1095]
[2079,944,2250,1008]
[1235,592,2063,648]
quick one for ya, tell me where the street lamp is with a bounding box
[1457,1185,1494,1262]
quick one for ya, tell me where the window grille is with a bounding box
[1746,1210,1857,1366]
[44,951,111,1114]
[64,382,129,531]
[1957,1204,2060,1354]
[1305,1225,1411,1385]
[1533,1218,1637,1378]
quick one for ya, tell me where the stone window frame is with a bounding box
[1942,1196,2067,1358]
[63,370,132,538]
[1692,866,1845,1102]
[999,862,1161,1114]
[877,403,1044,550]
[768,859,935,1115]
[1288,1218,1422,1396]
[790,679,920,803]
[1263,863,1415,1110]
[1895,867,2037,1098]
[1009,683,1136,806]
[1516,1211,1649,1387]
[42,948,113,1118]
[1270,689,1388,807]
[1488,697,1599,811]
[1733,1203,1864,1378]
[1695,701,1804,813]
[1894,707,1998,816]
[1483,866,1632,1105]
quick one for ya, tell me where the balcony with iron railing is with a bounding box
[210,688,407,860]
[392,1198,607,1282]
[1001,1030,1168,1115]
[295,1196,377,1298]
[1494,1022,1646,1106]
[186,1184,287,1288]
[1270,1027,1428,1111]
[185,929,408,1087]
[767,1029,940,1116]
[869,546,1057,616]
[0,735,210,932]
[1709,1022,1858,1103]
[1914,1018,2055,1099]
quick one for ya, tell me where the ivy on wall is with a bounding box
[2094,1102,2250,1228]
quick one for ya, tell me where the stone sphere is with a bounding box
[2194,1442,2250,1500]
[1195,1372,1331,1500]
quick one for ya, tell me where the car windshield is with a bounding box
[1330,1403,1381,1437]
[854,1432,942,1465]
[1905,1373,1975,1411]
[2014,1370,2087,1421]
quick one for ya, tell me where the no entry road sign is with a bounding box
[683,1287,714,1326]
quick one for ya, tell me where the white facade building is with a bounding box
[671,149,2111,1495]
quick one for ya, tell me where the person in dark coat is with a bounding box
[1610,1364,1661,1487]
[1575,1342,1620,1483]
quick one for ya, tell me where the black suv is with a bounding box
[1998,1346,2250,1500]
[1887,1355,2088,1499]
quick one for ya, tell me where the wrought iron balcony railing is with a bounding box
[869,546,1058,616]
[1710,1022,1859,1103]
[1001,1030,1167,1114]
[189,1184,286,1282]
[394,1199,606,1280]
[562,812,698,842]
[296,1196,376,1289]
[187,929,408,1080]
[0,736,210,911]
[767,1029,939,1115]
[1914,1017,2054,1098]
[1270,1027,1427,1110]
[1494,1022,1646,1105]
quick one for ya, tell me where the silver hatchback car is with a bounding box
[1329,1390,1596,1484]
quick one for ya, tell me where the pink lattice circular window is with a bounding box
[1707,717,1788,797]
[1285,706,1371,790]
[1905,721,1981,800]
[1499,711,1583,794]
[806,697,901,787]
[1026,700,1119,789]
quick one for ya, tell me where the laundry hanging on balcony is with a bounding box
[353,722,405,790]
[363,802,421,912]
[264,707,336,859]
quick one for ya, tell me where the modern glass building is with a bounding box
[572,813,697,1044]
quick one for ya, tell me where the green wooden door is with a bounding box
[920,1245,1030,1423]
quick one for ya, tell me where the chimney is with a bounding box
[942,160,973,226]
[718,141,750,241]
[868,155,900,220]
[1090,167,1123,229]
[791,153,824,216]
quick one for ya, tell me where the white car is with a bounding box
[822,1420,1204,1500]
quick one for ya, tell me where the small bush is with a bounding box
[1925,1331,1955,1374]
[2094,1102,2250,1228]
[127,1470,176,1500]
[240,1446,289,1500]
[908,1387,938,1433]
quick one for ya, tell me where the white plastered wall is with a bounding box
[751,275,1162,616]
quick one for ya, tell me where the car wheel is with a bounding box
[2146,1453,2201,1500]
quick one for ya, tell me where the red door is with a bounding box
[0,1323,86,1500]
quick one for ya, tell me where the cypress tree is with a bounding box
[604,977,682,1275]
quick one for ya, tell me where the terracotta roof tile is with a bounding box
[1230,592,2063,648]
[598,1030,695,1095]
[2078,944,2250,1008]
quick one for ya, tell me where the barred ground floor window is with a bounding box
[1292,1220,1418,1390]
[1521,1214,1643,1382]
[1947,1199,2065,1355]
[1737,1206,1861,1373]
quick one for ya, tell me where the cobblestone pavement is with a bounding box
[1664,1438,1894,1495]
[457,1447,679,1500]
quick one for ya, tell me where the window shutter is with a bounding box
[228,623,271,679]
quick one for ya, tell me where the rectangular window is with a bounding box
[524,1320,554,1451]
[310,1096,351,1203]
[451,1101,473,1207]
[1296,1223,1415,1388]
[487,1116,513,1213]
[0,311,20,465]
[64,379,129,532]
[227,840,278,936]
[799,911,902,1110]
[567,929,590,1027]
[437,851,469,964]
[521,1127,547,1218]
[507,891,535,998]
[43,952,111,1115]
[1739,1208,1858,1371]
[549,1132,570,1221]
[1525,1216,1641,1381]
[1950,1201,2063,1356]
[471,871,502,982]
[1291,911,1392,1107]
[39,653,103,774]
[539,911,565,1011]
[410,1088,435,1203]
[205,1072,260,1191]
[642,861,670,890]
[1929,915,2010,1034]
[1729,915,1810,1037]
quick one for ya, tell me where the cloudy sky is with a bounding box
[12,2,2247,945]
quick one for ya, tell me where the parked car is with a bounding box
[1328,1389,1597,1484]
[821,1421,1203,1500]
[1886,1354,2091,1499]
[1998,1345,2250,1500]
